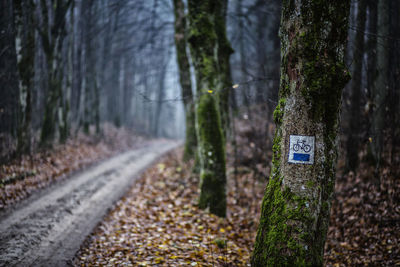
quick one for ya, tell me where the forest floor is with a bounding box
[0,124,148,209]
[73,147,400,266]
[0,134,179,266]
[73,111,400,266]
[1,116,399,266]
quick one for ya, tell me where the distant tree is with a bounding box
[39,0,72,145]
[346,0,367,172]
[173,0,197,161]
[370,0,389,170]
[187,0,227,217]
[0,0,19,161]
[214,0,233,137]
[251,1,351,266]
[15,0,36,154]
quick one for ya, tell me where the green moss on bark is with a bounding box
[188,0,227,217]
[251,1,351,266]
[196,93,227,217]
[252,108,316,266]
[183,103,197,161]
[173,0,197,161]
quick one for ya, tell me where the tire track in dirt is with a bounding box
[0,140,180,267]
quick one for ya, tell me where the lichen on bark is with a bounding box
[187,0,227,217]
[251,1,351,266]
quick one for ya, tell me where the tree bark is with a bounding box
[370,0,389,169]
[251,1,351,266]
[0,0,19,161]
[346,0,367,172]
[39,0,71,145]
[173,0,197,161]
[15,0,35,154]
[214,0,234,137]
[188,0,227,217]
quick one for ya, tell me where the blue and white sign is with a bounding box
[288,135,315,164]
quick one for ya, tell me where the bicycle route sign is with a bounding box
[288,135,315,164]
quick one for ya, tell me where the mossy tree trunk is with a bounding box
[251,1,350,266]
[187,0,227,217]
[214,0,234,137]
[173,0,197,161]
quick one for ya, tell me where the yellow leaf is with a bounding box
[219,228,225,233]
[170,255,178,259]
[208,90,213,94]
[155,257,164,263]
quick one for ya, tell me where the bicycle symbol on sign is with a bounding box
[293,139,311,153]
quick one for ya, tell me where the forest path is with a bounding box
[0,140,180,267]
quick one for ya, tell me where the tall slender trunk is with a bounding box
[173,0,197,160]
[153,61,167,136]
[370,0,389,169]
[15,0,35,154]
[237,0,250,108]
[188,0,227,217]
[346,0,367,172]
[0,0,19,161]
[39,0,71,145]
[214,0,233,137]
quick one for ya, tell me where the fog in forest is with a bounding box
[1,0,399,265]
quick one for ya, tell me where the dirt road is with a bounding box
[0,140,180,267]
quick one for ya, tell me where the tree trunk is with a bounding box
[15,0,35,154]
[39,0,71,145]
[0,0,19,161]
[173,0,197,161]
[188,0,227,217]
[82,0,95,134]
[237,0,250,108]
[370,0,389,169]
[153,61,167,136]
[346,0,367,172]
[390,1,400,165]
[365,0,377,159]
[251,1,351,266]
[214,0,233,137]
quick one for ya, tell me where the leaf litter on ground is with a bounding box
[74,148,265,266]
[75,108,399,266]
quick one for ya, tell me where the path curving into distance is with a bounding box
[0,140,180,267]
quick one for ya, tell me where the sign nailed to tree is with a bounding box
[288,135,315,164]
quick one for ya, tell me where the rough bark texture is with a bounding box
[15,0,35,154]
[370,0,389,169]
[251,1,350,266]
[173,0,197,161]
[214,0,234,137]
[39,0,71,145]
[187,0,227,217]
[0,0,19,161]
[346,0,367,172]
